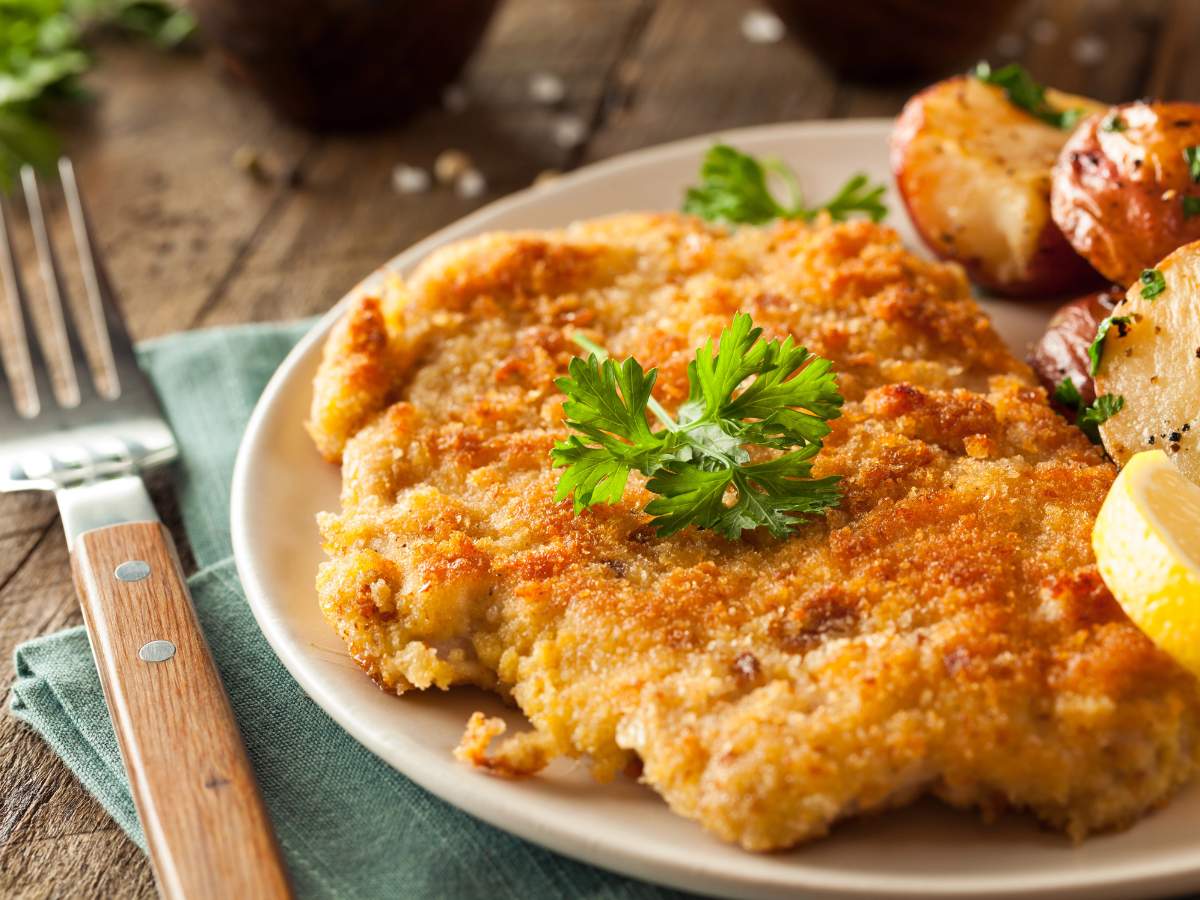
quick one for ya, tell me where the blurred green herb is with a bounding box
[1185,145,1200,183]
[683,144,887,226]
[1053,378,1124,444]
[1184,195,1200,219]
[1140,267,1166,299]
[1076,394,1124,443]
[1101,113,1125,132]
[1053,377,1083,408]
[1088,315,1131,376]
[972,61,1085,130]
[0,0,194,190]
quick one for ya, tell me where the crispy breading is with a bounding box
[309,214,1200,850]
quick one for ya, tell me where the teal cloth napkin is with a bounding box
[9,322,688,899]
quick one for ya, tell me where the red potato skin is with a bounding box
[1028,286,1122,406]
[1051,102,1200,287]
[892,78,1103,298]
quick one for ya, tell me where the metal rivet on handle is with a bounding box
[139,640,176,663]
[114,560,150,582]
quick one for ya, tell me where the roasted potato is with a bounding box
[1029,286,1121,405]
[1051,101,1200,287]
[1094,241,1200,482]
[891,75,1104,296]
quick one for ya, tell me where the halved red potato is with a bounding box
[1094,241,1200,482]
[1029,285,1121,405]
[892,75,1105,296]
[1051,101,1200,288]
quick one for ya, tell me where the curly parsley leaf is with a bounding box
[1186,145,1200,183]
[1101,113,1126,132]
[552,312,843,540]
[1088,315,1131,376]
[1077,393,1124,443]
[645,446,841,540]
[683,144,887,226]
[815,173,888,224]
[972,61,1085,129]
[682,145,787,225]
[1053,378,1123,444]
[1053,377,1084,408]
[1140,267,1166,299]
[1185,147,1200,219]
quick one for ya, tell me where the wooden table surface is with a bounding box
[1,0,1196,896]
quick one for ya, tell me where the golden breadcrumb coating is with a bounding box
[308,214,1200,850]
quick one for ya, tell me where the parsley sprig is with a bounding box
[683,144,887,226]
[1182,146,1200,217]
[973,61,1085,130]
[1186,146,1200,183]
[1140,267,1166,299]
[551,313,843,540]
[1088,314,1131,375]
[1053,379,1124,444]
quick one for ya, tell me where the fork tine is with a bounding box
[59,158,134,400]
[0,194,57,418]
[21,164,94,408]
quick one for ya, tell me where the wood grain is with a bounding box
[0,1,1188,896]
[192,0,648,327]
[72,522,290,900]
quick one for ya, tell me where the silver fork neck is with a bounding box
[57,475,160,545]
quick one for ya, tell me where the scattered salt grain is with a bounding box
[1072,34,1107,66]
[457,168,487,199]
[434,149,472,185]
[1030,18,1059,45]
[442,83,469,114]
[553,115,587,149]
[740,9,785,44]
[392,164,431,194]
[994,32,1024,58]
[529,72,566,106]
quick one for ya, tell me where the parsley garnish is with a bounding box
[1088,315,1132,376]
[1186,146,1200,183]
[1053,377,1084,408]
[1054,378,1124,444]
[683,144,887,225]
[1101,114,1126,132]
[1184,196,1200,219]
[552,313,843,540]
[1077,394,1125,443]
[972,61,1085,129]
[1140,267,1166,299]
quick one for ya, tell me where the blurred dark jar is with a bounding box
[188,0,501,130]
[765,0,1023,82]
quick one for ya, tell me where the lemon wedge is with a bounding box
[1093,449,1200,676]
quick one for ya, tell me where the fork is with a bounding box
[0,161,292,900]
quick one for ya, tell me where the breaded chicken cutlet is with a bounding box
[308,213,1200,851]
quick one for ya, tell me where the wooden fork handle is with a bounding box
[71,521,292,900]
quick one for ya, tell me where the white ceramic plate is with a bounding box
[231,119,1200,900]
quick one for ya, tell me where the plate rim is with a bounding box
[230,117,1200,900]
